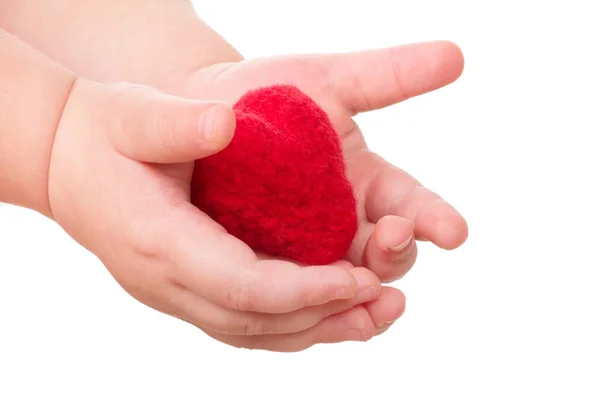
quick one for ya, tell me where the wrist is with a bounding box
[0,30,77,217]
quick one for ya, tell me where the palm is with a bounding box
[183,41,468,281]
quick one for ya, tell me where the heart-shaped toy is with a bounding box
[190,85,358,265]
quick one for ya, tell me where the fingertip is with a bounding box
[440,40,465,68]
[414,199,468,250]
[363,216,417,282]
[342,306,376,342]
[389,287,407,319]
[111,89,236,163]
[375,215,414,252]
[374,322,394,336]
[350,267,382,297]
[364,286,406,327]
[429,40,465,83]
[198,102,236,151]
[207,103,236,148]
[435,215,469,250]
[426,200,468,250]
[307,265,359,304]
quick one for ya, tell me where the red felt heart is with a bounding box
[190,85,358,265]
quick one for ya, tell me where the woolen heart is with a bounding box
[190,84,358,265]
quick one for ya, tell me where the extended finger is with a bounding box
[326,41,464,115]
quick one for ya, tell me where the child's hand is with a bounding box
[2,1,466,347]
[2,3,468,280]
[175,41,469,283]
[49,80,395,352]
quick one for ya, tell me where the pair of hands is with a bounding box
[50,41,467,352]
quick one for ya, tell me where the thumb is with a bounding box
[109,85,235,163]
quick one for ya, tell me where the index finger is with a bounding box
[326,40,464,115]
[164,203,360,313]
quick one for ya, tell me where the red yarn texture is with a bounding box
[190,85,358,265]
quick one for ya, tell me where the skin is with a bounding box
[0,1,468,352]
[169,43,467,350]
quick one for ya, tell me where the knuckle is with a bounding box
[249,315,281,335]
[153,106,180,153]
[389,244,418,277]
[241,318,267,336]
[225,267,265,312]
[388,47,408,102]
[127,215,170,262]
[225,281,254,312]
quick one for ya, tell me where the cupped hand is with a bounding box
[49,40,466,352]
[169,41,468,347]
[184,41,468,281]
[48,79,401,353]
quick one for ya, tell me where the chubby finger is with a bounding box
[363,216,418,282]
[364,286,407,327]
[364,156,468,250]
[166,203,362,314]
[170,267,381,336]
[199,305,376,352]
[108,84,235,163]
[331,260,355,269]
[400,188,469,249]
[327,41,464,115]
[388,184,467,249]
[375,322,394,336]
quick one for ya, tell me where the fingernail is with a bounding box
[198,104,221,141]
[335,286,355,300]
[346,329,368,342]
[375,322,394,336]
[356,286,378,304]
[389,236,412,252]
[376,320,396,328]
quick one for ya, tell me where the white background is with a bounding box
[1,0,599,417]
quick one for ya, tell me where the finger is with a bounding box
[199,305,376,352]
[363,286,407,327]
[165,203,360,314]
[108,84,235,163]
[255,252,355,270]
[331,260,355,269]
[364,155,468,249]
[345,215,417,282]
[327,40,464,114]
[363,216,417,282]
[169,267,381,336]
[403,188,469,249]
